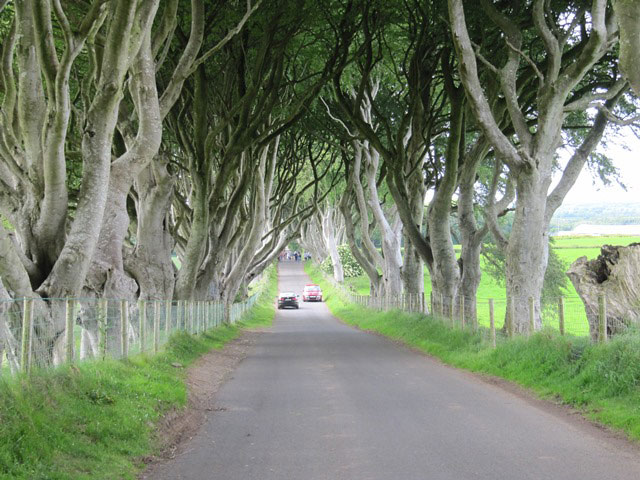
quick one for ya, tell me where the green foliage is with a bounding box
[321,244,364,278]
[305,262,640,441]
[0,266,278,479]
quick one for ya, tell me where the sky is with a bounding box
[559,130,640,206]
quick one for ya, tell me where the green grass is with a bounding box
[306,262,640,442]
[552,235,640,249]
[0,267,278,479]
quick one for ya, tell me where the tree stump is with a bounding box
[567,244,640,340]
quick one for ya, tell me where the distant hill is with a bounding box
[549,203,640,234]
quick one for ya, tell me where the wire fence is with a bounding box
[322,273,623,345]
[0,293,261,378]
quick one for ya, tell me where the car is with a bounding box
[277,292,299,309]
[302,284,323,302]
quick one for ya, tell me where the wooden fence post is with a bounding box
[65,298,75,363]
[449,296,454,328]
[153,302,160,353]
[120,300,128,358]
[165,300,171,338]
[558,297,565,336]
[430,292,434,316]
[138,300,146,352]
[598,294,607,343]
[489,299,496,348]
[98,299,108,360]
[472,297,478,333]
[507,297,514,338]
[460,295,465,329]
[528,296,535,336]
[21,298,33,373]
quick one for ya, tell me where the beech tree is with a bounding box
[613,0,640,96]
[448,0,627,331]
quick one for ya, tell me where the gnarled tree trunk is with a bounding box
[567,244,640,340]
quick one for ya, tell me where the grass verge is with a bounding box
[0,266,277,480]
[306,262,640,442]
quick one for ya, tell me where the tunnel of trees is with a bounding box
[0,0,639,346]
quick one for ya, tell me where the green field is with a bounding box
[342,235,640,337]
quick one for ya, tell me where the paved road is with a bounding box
[151,262,640,479]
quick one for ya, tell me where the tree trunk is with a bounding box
[322,209,344,283]
[426,88,463,313]
[614,0,640,96]
[505,172,548,332]
[126,159,176,300]
[457,141,490,324]
[567,244,640,340]
[361,143,403,296]
[401,167,425,294]
[174,175,209,300]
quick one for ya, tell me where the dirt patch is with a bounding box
[139,329,263,478]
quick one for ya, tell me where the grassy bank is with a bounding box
[0,267,277,480]
[306,262,640,442]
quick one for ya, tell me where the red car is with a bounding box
[302,284,323,302]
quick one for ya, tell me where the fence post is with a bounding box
[65,298,75,363]
[120,300,128,358]
[203,302,208,332]
[138,300,146,352]
[153,302,160,353]
[98,299,107,360]
[460,295,465,329]
[489,299,496,348]
[472,297,478,332]
[165,300,171,338]
[598,294,607,343]
[21,298,33,373]
[558,297,565,336]
[449,296,454,328]
[528,296,535,336]
[430,292,434,316]
[507,297,514,338]
[189,301,194,333]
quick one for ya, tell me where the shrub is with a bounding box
[321,244,364,278]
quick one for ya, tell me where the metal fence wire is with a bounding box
[321,273,619,346]
[0,293,260,378]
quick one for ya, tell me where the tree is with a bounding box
[448,0,626,332]
[614,0,640,96]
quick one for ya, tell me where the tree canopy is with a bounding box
[0,0,638,341]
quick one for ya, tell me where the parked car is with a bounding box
[302,284,323,302]
[277,292,299,309]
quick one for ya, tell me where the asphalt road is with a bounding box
[151,262,640,479]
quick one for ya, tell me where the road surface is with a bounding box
[150,261,640,479]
